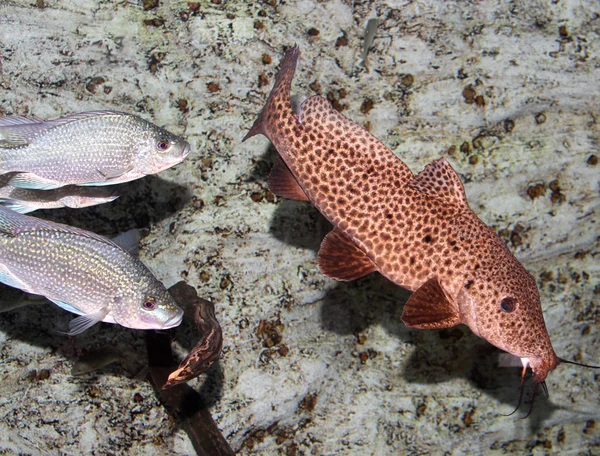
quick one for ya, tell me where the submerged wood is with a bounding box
[164,281,223,388]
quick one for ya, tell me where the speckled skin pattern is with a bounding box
[0,111,190,188]
[0,206,183,331]
[245,46,559,383]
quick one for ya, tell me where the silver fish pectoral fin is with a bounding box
[64,307,110,336]
[96,164,135,180]
[401,277,462,329]
[9,173,63,190]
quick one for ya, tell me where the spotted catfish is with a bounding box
[243,46,597,408]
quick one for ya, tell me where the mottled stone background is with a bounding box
[0,0,598,454]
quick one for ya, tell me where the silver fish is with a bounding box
[0,111,191,190]
[0,207,183,334]
[0,174,119,213]
[361,18,379,68]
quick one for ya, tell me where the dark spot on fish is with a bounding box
[254,20,265,30]
[307,28,320,37]
[262,53,272,65]
[423,235,432,243]
[587,154,598,165]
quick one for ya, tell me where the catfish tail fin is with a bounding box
[242,45,300,142]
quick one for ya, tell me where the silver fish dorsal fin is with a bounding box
[0,111,126,146]
[0,206,122,251]
[408,158,469,208]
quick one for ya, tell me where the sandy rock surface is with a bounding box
[0,0,598,454]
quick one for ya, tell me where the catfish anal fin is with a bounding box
[401,277,461,329]
[268,157,309,201]
[317,228,377,281]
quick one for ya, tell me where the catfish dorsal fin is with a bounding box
[268,157,309,201]
[401,277,461,329]
[317,227,377,281]
[408,158,469,208]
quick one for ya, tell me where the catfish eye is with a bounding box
[156,140,170,151]
[500,297,516,313]
[142,299,156,311]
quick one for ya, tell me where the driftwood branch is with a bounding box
[164,281,223,388]
[146,282,231,456]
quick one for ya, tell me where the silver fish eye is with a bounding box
[156,140,170,151]
[500,297,516,313]
[142,298,157,311]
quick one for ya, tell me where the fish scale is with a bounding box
[244,45,563,388]
[0,206,183,334]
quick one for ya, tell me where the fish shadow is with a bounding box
[250,144,330,252]
[319,274,558,432]
[270,200,330,252]
[34,175,191,236]
[0,291,226,405]
[0,292,151,375]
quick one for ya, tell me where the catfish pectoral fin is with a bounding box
[402,277,461,329]
[317,227,377,281]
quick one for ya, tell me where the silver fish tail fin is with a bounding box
[242,45,300,142]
